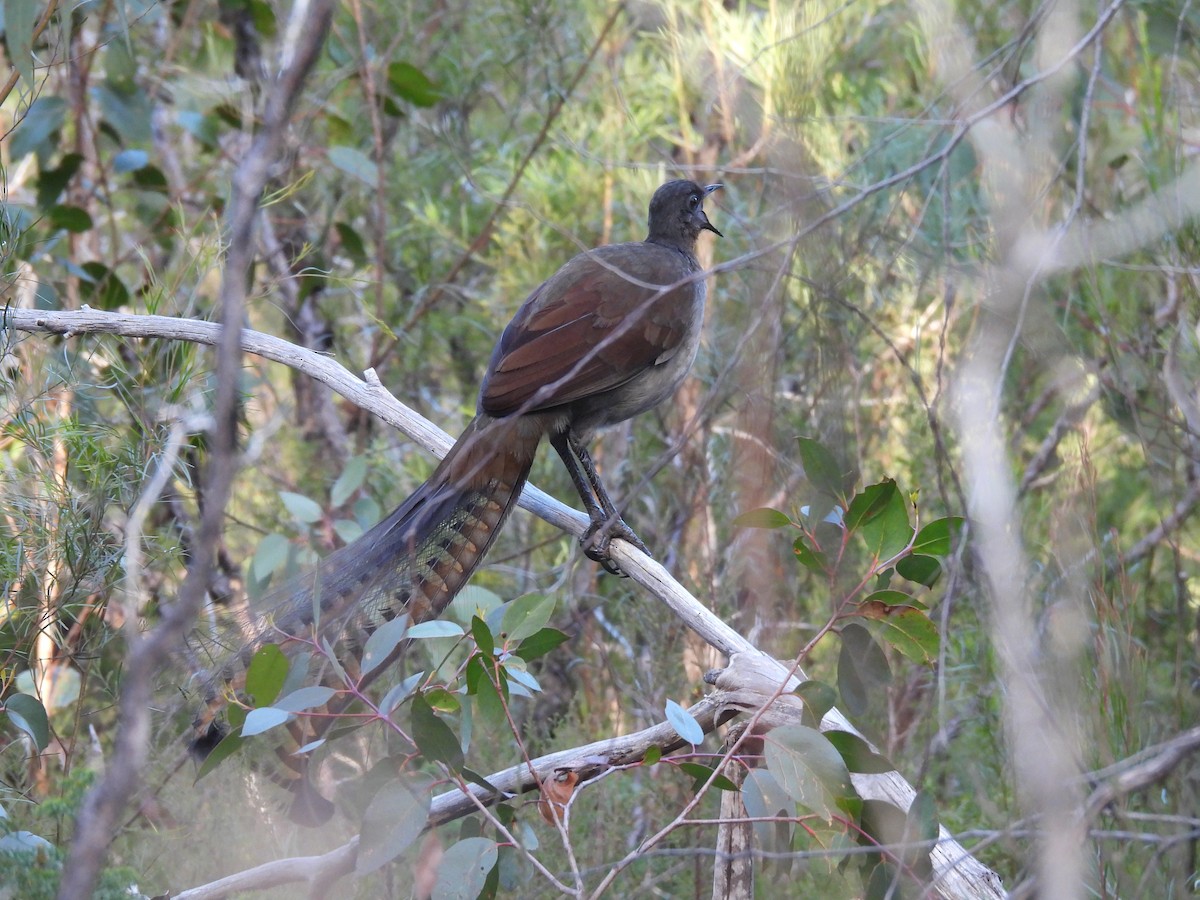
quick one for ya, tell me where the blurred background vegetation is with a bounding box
[0,0,1198,896]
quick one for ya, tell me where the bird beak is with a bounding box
[702,183,723,237]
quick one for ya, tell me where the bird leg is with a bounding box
[550,431,650,575]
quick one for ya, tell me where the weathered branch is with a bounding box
[4,307,1004,898]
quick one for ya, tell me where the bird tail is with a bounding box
[188,415,538,823]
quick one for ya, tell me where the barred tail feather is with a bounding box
[189,415,539,822]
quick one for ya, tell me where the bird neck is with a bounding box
[646,233,698,259]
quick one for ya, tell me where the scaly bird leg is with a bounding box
[550,431,650,575]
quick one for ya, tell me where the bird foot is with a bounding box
[581,519,651,576]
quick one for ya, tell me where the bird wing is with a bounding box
[480,243,697,417]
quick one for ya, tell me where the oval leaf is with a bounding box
[912,516,965,556]
[195,730,246,783]
[793,535,828,574]
[763,724,856,821]
[515,627,570,661]
[733,507,792,529]
[873,609,940,665]
[251,532,290,582]
[3,693,49,751]
[433,837,498,900]
[500,593,556,643]
[406,620,465,640]
[665,699,704,745]
[380,671,425,715]
[328,145,379,188]
[411,694,464,771]
[798,436,852,500]
[331,456,367,507]
[387,61,441,107]
[280,490,324,524]
[794,680,837,727]
[361,615,410,678]
[274,685,337,713]
[837,624,891,716]
[245,643,289,706]
[896,553,942,587]
[825,730,895,774]
[241,706,291,737]
[356,779,431,874]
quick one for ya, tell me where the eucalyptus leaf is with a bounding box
[356,780,431,875]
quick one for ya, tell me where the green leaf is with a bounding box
[280,490,323,524]
[469,658,506,731]
[848,480,912,562]
[328,145,379,188]
[793,535,828,574]
[798,436,852,500]
[500,593,556,643]
[331,456,367,507]
[642,745,662,766]
[356,779,431,874]
[360,615,410,678]
[677,762,739,793]
[335,221,367,265]
[904,789,940,879]
[837,623,891,716]
[665,699,704,745]
[411,693,464,771]
[251,532,290,582]
[763,724,856,821]
[241,706,291,737]
[48,205,93,233]
[514,627,569,661]
[896,554,942,587]
[3,0,35,87]
[96,82,152,142]
[825,730,894,774]
[274,685,337,713]
[244,644,289,706]
[36,153,83,207]
[433,837,498,900]
[333,518,363,544]
[3,693,49,751]
[407,620,465,639]
[872,609,940,665]
[741,769,795,853]
[387,61,441,107]
[501,661,540,695]
[424,687,462,714]
[10,97,67,161]
[471,615,495,659]
[194,730,246,782]
[912,516,965,556]
[794,680,837,727]
[79,261,130,310]
[380,671,424,715]
[733,507,792,529]
[862,590,913,607]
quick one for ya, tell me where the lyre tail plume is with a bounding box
[189,415,539,821]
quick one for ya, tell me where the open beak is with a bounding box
[702,183,723,237]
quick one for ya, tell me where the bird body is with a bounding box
[190,180,721,823]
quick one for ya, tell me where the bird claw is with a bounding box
[581,519,650,576]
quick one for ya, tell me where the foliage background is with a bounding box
[0,0,1198,896]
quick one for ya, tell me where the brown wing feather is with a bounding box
[480,243,693,416]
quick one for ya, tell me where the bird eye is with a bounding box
[688,195,700,210]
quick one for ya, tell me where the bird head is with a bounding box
[647,180,723,247]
